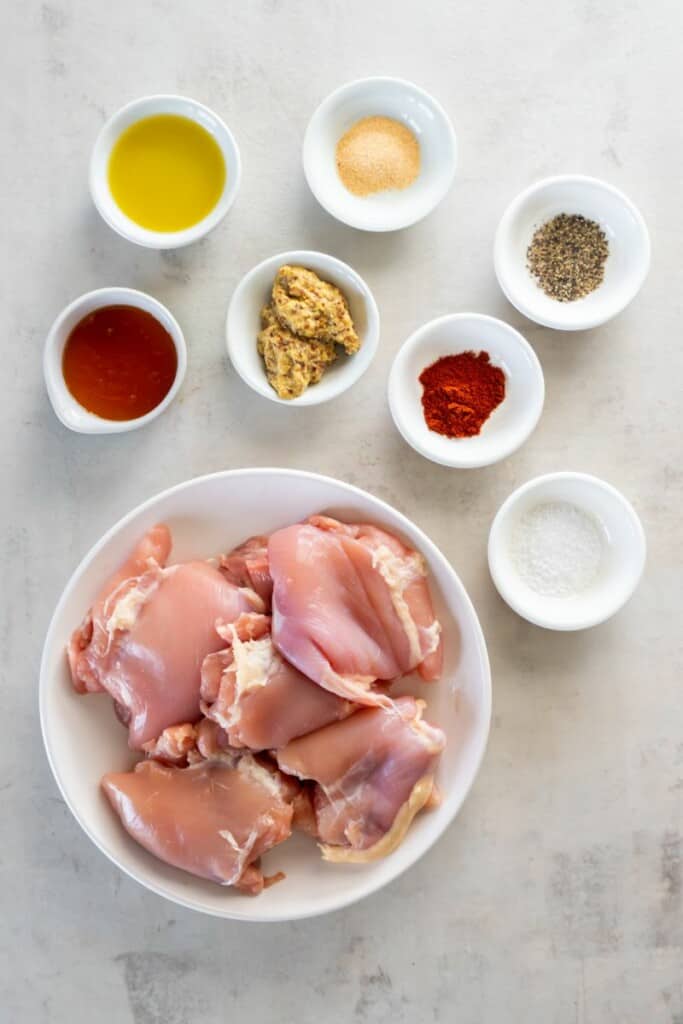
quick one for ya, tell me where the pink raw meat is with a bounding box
[142,717,316,837]
[68,526,262,749]
[220,535,273,607]
[276,696,445,861]
[102,751,295,893]
[199,612,353,751]
[269,515,443,706]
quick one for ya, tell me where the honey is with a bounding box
[62,305,178,421]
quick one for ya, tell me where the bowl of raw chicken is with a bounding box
[40,469,491,921]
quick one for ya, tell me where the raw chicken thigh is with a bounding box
[102,750,295,894]
[141,721,201,765]
[200,612,353,750]
[276,696,445,861]
[142,717,246,767]
[68,523,172,696]
[269,515,443,706]
[220,536,273,608]
[68,526,261,749]
[144,717,318,838]
[70,513,449,894]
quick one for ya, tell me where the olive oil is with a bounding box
[108,114,226,232]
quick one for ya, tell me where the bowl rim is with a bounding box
[226,249,381,406]
[388,312,545,468]
[493,173,651,331]
[39,467,492,921]
[43,286,188,435]
[89,93,242,250]
[487,470,647,630]
[302,75,457,232]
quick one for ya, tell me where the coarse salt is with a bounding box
[511,501,605,598]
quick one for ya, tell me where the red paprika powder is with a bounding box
[419,351,506,438]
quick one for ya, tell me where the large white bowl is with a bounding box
[494,175,650,331]
[90,94,241,249]
[303,77,457,232]
[40,469,491,921]
[226,251,380,406]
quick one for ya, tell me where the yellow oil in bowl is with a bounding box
[108,114,226,232]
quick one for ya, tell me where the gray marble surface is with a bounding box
[2,0,681,1020]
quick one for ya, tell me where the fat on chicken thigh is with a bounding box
[102,750,295,894]
[199,612,353,750]
[275,696,445,862]
[68,526,262,749]
[269,516,443,706]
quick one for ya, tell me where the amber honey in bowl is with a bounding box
[62,305,178,421]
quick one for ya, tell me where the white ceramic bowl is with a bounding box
[303,77,457,232]
[388,314,544,468]
[43,287,187,435]
[488,472,646,630]
[90,94,241,249]
[494,175,650,331]
[40,469,491,921]
[226,250,380,406]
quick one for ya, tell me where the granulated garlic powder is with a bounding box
[336,116,420,197]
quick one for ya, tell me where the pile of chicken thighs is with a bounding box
[68,514,446,895]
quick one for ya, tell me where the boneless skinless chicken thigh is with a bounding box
[219,536,273,607]
[269,515,443,705]
[276,696,446,861]
[68,525,262,749]
[102,747,296,894]
[69,515,447,893]
[199,612,353,750]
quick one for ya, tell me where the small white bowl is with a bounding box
[90,94,241,249]
[303,77,457,232]
[388,314,544,468]
[494,175,650,331]
[44,287,187,434]
[488,472,646,630]
[226,250,380,406]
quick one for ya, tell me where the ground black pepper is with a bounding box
[527,213,609,302]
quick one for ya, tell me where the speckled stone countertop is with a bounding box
[3,1,681,1020]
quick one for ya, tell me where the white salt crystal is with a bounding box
[511,501,605,598]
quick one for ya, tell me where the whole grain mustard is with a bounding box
[257,266,360,399]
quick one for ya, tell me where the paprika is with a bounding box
[419,351,506,438]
